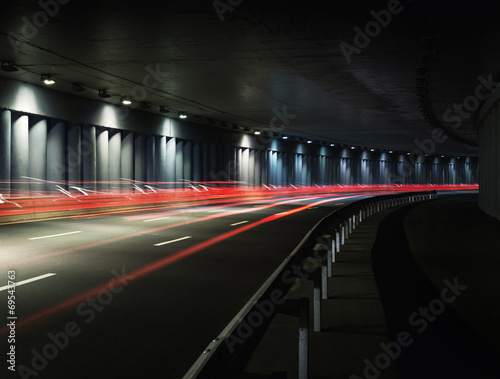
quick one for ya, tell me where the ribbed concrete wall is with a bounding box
[0,109,479,197]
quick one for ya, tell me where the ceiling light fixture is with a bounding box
[121,97,132,105]
[1,61,19,72]
[330,143,335,147]
[41,74,55,85]
[178,112,187,119]
[98,90,111,98]
[351,146,355,150]
[307,140,312,144]
[254,130,261,135]
[370,148,375,152]
[283,136,288,140]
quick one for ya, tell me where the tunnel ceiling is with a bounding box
[1,0,499,156]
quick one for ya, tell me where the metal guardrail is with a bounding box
[183,190,438,379]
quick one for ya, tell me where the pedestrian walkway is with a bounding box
[242,205,404,378]
[241,193,499,379]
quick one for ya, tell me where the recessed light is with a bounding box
[307,140,312,144]
[283,136,288,140]
[254,130,261,135]
[121,97,132,105]
[351,146,355,149]
[1,61,19,72]
[179,112,187,119]
[330,143,335,147]
[41,74,55,85]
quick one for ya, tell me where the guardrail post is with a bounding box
[313,243,329,299]
[324,233,334,277]
[298,297,309,379]
[335,227,341,252]
[304,258,322,332]
[313,265,322,332]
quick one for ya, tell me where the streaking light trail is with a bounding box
[0,195,355,336]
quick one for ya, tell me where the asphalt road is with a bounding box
[0,192,369,379]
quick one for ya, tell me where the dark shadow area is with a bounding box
[371,203,499,379]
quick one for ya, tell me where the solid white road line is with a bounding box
[230,221,249,227]
[28,231,81,240]
[0,273,57,291]
[154,236,192,247]
[143,217,171,222]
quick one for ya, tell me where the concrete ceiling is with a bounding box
[1,0,499,156]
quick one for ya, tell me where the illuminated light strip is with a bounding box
[124,193,324,222]
[28,231,81,240]
[143,217,170,222]
[154,236,192,247]
[230,221,248,227]
[0,195,331,269]
[0,273,56,291]
[0,195,356,336]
